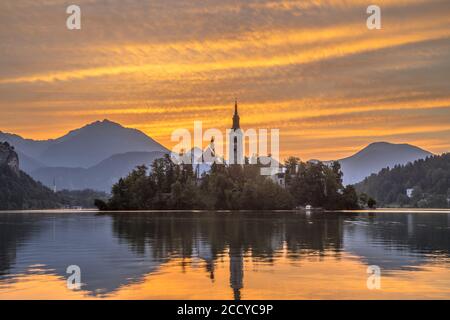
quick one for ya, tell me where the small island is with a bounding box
[94,154,363,211]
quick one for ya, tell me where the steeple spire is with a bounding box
[229,98,243,165]
[232,99,240,130]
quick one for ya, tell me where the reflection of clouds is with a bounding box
[0,214,166,296]
[0,1,450,159]
[0,211,448,298]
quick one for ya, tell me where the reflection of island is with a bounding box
[110,211,449,299]
[0,211,448,299]
[109,211,347,299]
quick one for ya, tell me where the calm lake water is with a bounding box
[0,210,449,300]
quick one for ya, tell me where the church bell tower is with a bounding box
[229,99,243,164]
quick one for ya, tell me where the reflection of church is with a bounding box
[229,246,244,300]
[196,236,244,300]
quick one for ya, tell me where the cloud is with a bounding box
[1,0,449,159]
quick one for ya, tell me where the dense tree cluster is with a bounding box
[96,154,360,210]
[57,189,109,208]
[355,153,450,208]
[284,157,360,210]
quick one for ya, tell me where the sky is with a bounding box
[1,0,449,160]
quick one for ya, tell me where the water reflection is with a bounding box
[110,211,349,299]
[0,211,449,299]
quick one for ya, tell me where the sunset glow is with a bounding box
[1,0,449,160]
[2,252,449,300]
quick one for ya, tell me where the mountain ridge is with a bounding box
[334,142,433,185]
[1,121,435,191]
[31,151,167,192]
[0,119,169,169]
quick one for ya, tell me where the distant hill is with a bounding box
[32,151,167,192]
[336,142,432,185]
[355,153,450,208]
[0,119,169,169]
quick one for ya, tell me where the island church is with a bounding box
[189,100,285,187]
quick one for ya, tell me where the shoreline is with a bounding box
[0,208,449,214]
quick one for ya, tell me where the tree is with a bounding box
[240,182,258,209]
[94,199,108,211]
[341,185,360,210]
[169,181,183,209]
[98,155,357,211]
[359,193,369,207]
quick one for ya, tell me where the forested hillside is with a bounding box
[0,164,62,210]
[355,154,450,208]
[0,142,108,209]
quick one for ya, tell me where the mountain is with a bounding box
[0,142,61,210]
[37,119,168,168]
[336,142,432,185]
[0,119,170,191]
[31,151,166,192]
[0,132,53,160]
[16,150,46,173]
[355,153,450,208]
[0,119,169,169]
[0,132,48,173]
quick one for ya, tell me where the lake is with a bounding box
[0,210,449,299]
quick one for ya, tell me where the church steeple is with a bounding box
[232,99,240,130]
[229,99,243,165]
